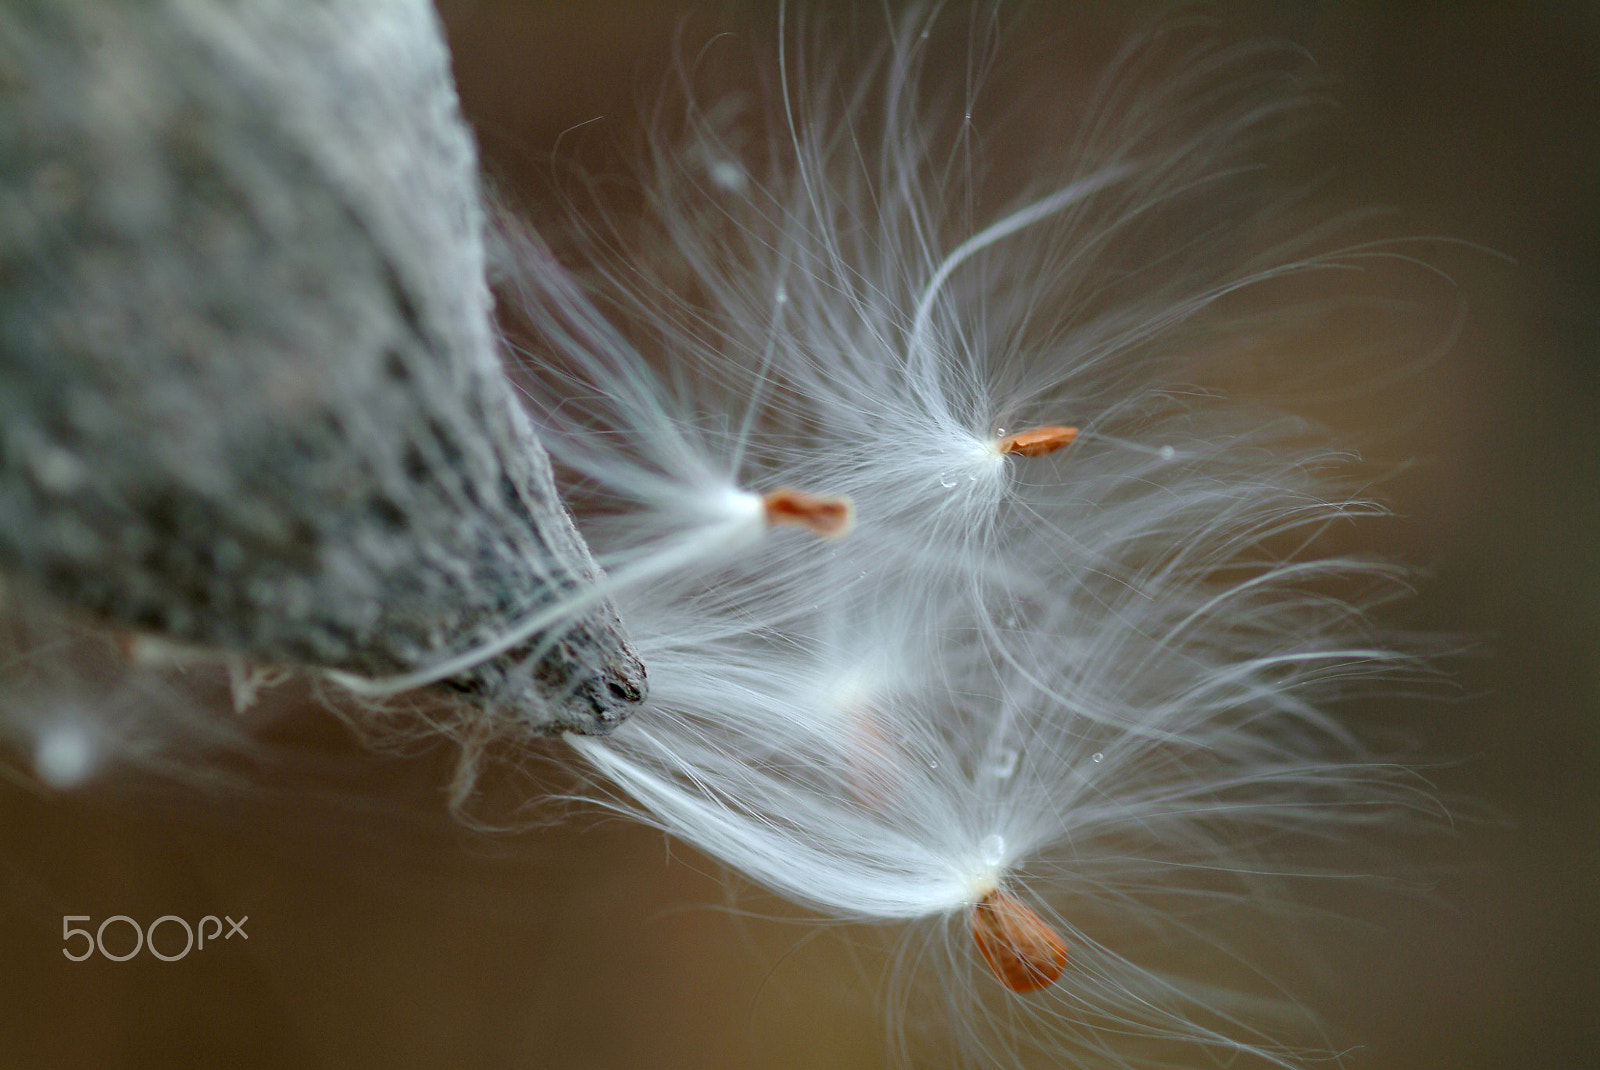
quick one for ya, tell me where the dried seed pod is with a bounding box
[0,0,644,733]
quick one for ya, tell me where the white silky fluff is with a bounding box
[508,6,1434,1068]
[0,592,273,793]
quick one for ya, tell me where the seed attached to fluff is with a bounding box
[970,886,1070,992]
[995,425,1079,458]
[761,487,856,538]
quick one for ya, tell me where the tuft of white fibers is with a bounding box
[502,5,1442,1068]
[0,595,274,794]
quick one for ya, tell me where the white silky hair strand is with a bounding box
[502,5,1444,1068]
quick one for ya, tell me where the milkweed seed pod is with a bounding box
[0,0,645,734]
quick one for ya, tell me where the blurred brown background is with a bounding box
[3,3,1597,1068]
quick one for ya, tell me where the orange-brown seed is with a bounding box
[970,887,1070,992]
[995,425,1078,458]
[761,487,855,538]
